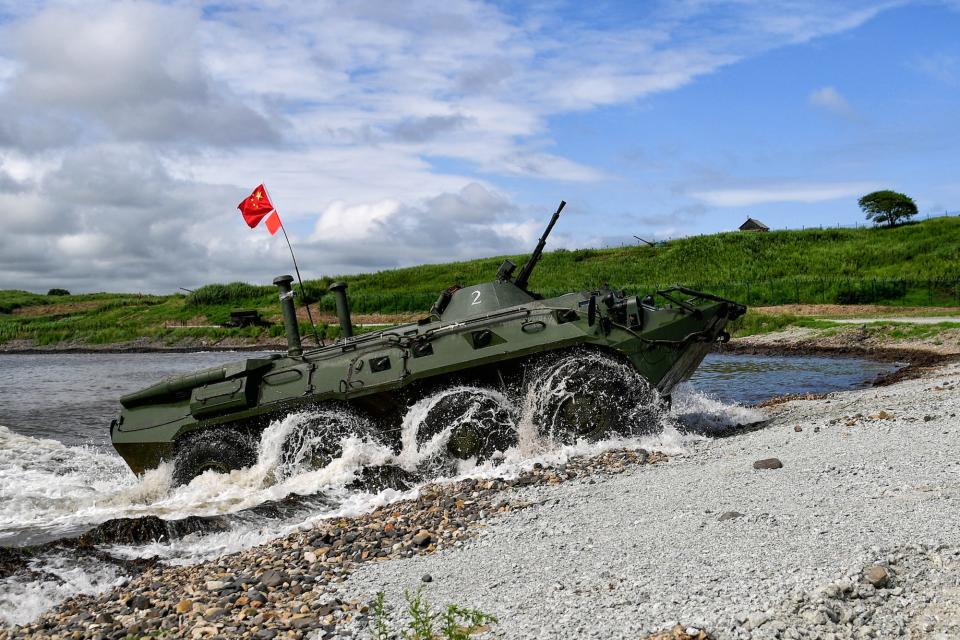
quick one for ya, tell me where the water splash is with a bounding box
[0,556,126,627]
[670,383,766,435]
[1,351,772,626]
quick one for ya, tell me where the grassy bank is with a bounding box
[2,217,959,348]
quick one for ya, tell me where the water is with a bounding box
[0,350,898,626]
[0,352,267,447]
[689,352,899,405]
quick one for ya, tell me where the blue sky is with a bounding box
[0,1,957,292]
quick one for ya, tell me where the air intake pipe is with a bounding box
[328,282,353,339]
[273,275,303,357]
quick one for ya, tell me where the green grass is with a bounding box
[320,216,960,309]
[370,588,498,640]
[2,217,959,346]
[727,312,839,338]
[873,321,960,340]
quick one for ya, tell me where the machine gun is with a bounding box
[514,199,566,291]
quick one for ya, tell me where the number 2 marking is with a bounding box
[471,290,482,305]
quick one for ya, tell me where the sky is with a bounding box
[0,0,958,293]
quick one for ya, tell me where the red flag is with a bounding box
[237,184,274,228]
[264,211,282,236]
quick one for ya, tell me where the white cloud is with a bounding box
[691,181,881,207]
[313,200,401,242]
[56,232,110,258]
[0,0,910,292]
[808,86,857,118]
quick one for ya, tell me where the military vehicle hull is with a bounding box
[112,282,743,477]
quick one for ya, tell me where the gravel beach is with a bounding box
[337,362,960,639]
[3,361,959,639]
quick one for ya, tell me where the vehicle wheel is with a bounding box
[276,409,379,480]
[530,352,659,444]
[172,428,257,485]
[417,389,516,463]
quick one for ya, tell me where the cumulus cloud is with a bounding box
[307,182,529,273]
[3,2,277,148]
[808,86,857,118]
[0,0,907,292]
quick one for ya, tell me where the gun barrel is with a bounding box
[515,200,566,290]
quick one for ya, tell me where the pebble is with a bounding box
[753,457,783,470]
[2,447,663,639]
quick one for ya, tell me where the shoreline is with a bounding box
[3,362,959,638]
[4,338,956,360]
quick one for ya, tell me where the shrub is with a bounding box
[47,288,70,296]
[369,588,498,640]
[835,279,908,304]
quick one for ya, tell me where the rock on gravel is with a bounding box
[864,564,891,588]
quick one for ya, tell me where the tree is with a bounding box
[858,190,918,227]
[47,288,70,296]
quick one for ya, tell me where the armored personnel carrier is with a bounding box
[112,202,745,483]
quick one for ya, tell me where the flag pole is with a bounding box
[262,185,323,348]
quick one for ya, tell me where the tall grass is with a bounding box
[2,217,959,345]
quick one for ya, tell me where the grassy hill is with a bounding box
[2,217,959,347]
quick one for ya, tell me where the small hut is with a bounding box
[739,217,769,232]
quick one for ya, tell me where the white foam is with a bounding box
[0,556,126,627]
[670,383,767,434]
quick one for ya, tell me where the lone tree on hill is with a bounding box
[858,190,918,227]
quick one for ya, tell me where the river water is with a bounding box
[0,351,897,449]
[0,350,899,626]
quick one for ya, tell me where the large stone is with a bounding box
[865,565,891,588]
[259,570,288,588]
[412,530,432,547]
[753,458,783,470]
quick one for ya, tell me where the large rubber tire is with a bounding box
[172,428,257,486]
[417,389,516,462]
[276,409,380,480]
[532,352,658,445]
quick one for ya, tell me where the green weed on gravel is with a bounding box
[370,588,498,640]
